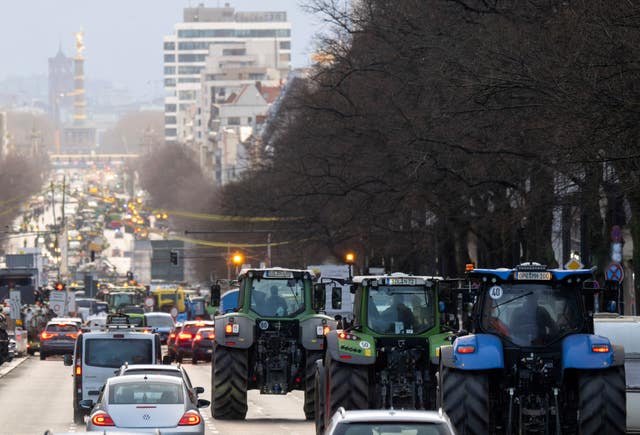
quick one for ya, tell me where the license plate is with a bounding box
[516,271,551,280]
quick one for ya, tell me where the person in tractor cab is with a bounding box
[509,292,559,345]
[380,293,416,333]
[265,285,288,316]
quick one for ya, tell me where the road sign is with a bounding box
[144,297,155,308]
[9,290,21,320]
[605,262,624,283]
[564,259,583,270]
[49,291,67,316]
[611,225,622,242]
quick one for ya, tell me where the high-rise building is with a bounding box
[48,46,74,122]
[163,3,291,145]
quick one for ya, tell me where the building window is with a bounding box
[165,128,177,137]
[178,54,207,62]
[164,78,176,87]
[177,28,290,38]
[248,73,265,80]
[222,48,247,56]
[179,104,192,111]
[165,116,177,125]
[178,65,204,75]
[164,66,176,75]
[279,53,291,62]
[164,54,175,62]
[227,117,241,125]
[179,90,197,100]
[279,41,291,50]
[178,77,201,83]
[164,42,175,50]
[165,104,177,113]
[178,41,211,50]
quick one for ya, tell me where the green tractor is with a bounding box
[210,267,337,420]
[314,273,452,433]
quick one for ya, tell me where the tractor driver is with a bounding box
[381,293,416,333]
[265,285,288,316]
[509,292,558,345]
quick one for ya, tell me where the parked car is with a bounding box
[83,374,208,434]
[191,327,214,364]
[117,363,204,405]
[325,408,456,435]
[39,320,80,360]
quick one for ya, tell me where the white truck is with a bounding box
[594,314,640,433]
[307,264,354,324]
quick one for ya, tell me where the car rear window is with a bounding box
[183,323,212,333]
[46,324,79,332]
[85,339,153,368]
[335,423,451,435]
[146,316,174,327]
[123,369,181,378]
[110,381,184,404]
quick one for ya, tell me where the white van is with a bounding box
[594,314,640,433]
[65,325,161,424]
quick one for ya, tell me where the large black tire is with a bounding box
[212,345,248,420]
[314,361,326,435]
[578,366,626,435]
[326,353,369,420]
[441,366,489,435]
[304,350,323,420]
[40,352,46,361]
[73,407,84,425]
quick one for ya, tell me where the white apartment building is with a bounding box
[163,3,291,145]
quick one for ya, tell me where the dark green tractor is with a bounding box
[210,267,337,420]
[314,274,452,433]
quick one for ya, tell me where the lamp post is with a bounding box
[345,252,355,281]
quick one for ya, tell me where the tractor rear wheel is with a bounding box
[326,353,370,419]
[304,350,323,420]
[212,345,248,420]
[578,366,626,435]
[440,366,489,435]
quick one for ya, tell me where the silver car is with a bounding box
[83,374,209,434]
[325,407,456,435]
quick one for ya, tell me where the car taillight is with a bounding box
[66,333,78,339]
[75,365,82,376]
[208,332,215,339]
[91,412,115,426]
[169,333,176,339]
[41,331,58,340]
[178,333,192,340]
[178,411,201,426]
[194,334,202,341]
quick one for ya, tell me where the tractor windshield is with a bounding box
[480,283,583,346]
[367,286,436,334]
[250,278,305,317]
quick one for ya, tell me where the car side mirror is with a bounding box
[194,386,205,395]
[63,354,73,366]
[197,399,210,408]
[79,399,94,410]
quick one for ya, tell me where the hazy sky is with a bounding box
[0,0,323,95]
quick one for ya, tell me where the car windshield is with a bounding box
[85,339,153,368]
[250,278,305,317]
[109,381,183,405]
[334,422,451,435]
[146,316,174,327]
[367,286,436,334]
[480,283,583,346]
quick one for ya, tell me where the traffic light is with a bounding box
[170,250,178,265]
[54,282,65,291]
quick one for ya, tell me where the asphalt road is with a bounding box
[0,356,314,435]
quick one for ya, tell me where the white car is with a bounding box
[83,374,208,434]
[325,408,456,435]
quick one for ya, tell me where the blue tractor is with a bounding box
[438,262,626,435]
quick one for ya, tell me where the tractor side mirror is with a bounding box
[312,283,326,311]
[350,284,357,294]
[210,284,221,307]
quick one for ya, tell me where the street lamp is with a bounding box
[231,252,244,276]
[345,252,355,281]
